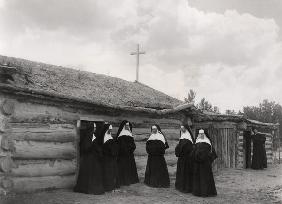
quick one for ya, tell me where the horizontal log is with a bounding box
[87,114,182,128]
[8,123,76,129]
[8,100,79,124]
[11,159,76,177]
[132,134,180,142]
[133,128,180,135]
[194,121,237,129]
[133,128,180,140]
[10,175,76,192]
[12,141,76,159]
[5,126,77,143]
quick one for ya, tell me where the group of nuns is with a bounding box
[74,120,217,197]
[175,125,217,197]
[74,120,138,195]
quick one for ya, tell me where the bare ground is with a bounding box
[1,164,282,204]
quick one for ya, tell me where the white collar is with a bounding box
[104,132,113,143]
[180,131,193,143]
[92,133,96,142]
[118,126,133,138]
[196,136,211,146]
[148,131,166,144]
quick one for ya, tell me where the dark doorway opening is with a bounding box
[79,120,104,157]
[244,131,252,168]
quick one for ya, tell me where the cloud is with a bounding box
[0,0,281,111]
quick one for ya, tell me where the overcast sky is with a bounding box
[0,0,281,112]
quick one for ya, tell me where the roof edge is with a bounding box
[0,83,193,115]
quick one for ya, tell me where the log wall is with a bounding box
[0,92,184,193]
[194,121,275,170]
[0,93,80,193]
[0,92,275,194]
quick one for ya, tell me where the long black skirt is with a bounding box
[118,154,139,186]
[175,156,193,193]
[144,155,170,188]
[74,153,104,195]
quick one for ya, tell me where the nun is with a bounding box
[251,128,267,170]
[192,129,217,197]
[102,123,120,192]
[117,120,139,186]
[144,125,170,188]
[175,124,195,193]
[74,122,104,194]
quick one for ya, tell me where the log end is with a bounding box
[1,177,14,190]
[1,99,15,116]
[0,156,14,173]
[1,135,15,152]
[0,186,8,195]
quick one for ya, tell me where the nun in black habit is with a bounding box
[192,129,217,197]
[251,128,267,170]
[102,123,120,192]
[175,124,195,193]
[117,120,139,186]
[144,125,170,188]
[74,122,104,195]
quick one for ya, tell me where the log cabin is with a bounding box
[192,111,279,171]
[0,55,279,194]
[0,55,197,194]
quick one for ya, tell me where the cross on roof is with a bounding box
[130,44,145,82]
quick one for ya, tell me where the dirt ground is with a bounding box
[1,164,282,204]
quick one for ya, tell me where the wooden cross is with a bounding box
[130,44,145,82]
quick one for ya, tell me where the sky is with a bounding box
[0,0,282,112]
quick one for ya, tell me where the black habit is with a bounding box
[175,138,194,193]
[74,126,104,195]
[192,141,217,197]
[102,124,120,192]
[251,133,267,170]
[117,121,139,186]
[144,125,170,188]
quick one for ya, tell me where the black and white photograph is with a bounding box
[0,0,281,203]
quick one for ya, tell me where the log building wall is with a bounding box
[0,92,185,193]
[0,92,275,194]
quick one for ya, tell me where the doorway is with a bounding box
[75,119,105,181]
[79,120,104,156]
